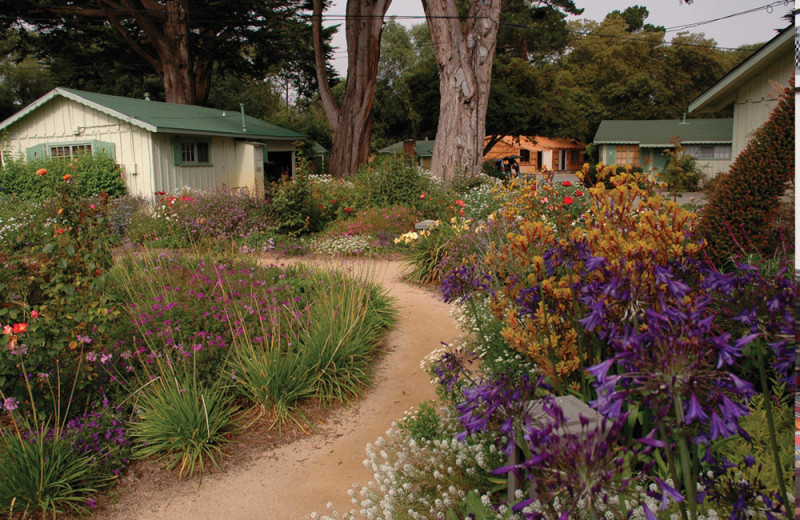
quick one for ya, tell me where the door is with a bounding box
[558,150,567,170]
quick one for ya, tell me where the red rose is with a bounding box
[574,190,583,196]
[563,196,574,205]
[561,180,572,187]
[344,207,353,213]
[12,323,27,334]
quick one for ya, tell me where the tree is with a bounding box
[312,0,391,177]
[0,33,54,120]
[422,0,502,181]
[5,0,318,105]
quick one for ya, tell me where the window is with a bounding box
[616,145,640,166]
[684,145,731,160]
[173,139,211,165]
[50,144,92,160]
[570,150,580,164]
[520,149,530,163]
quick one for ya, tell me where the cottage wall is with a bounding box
[732,53,793,157]
[0,97,154,196]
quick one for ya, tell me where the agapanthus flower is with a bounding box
[441,264,494,303]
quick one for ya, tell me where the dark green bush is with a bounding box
[0,152,126,201]
[697,84,794,264]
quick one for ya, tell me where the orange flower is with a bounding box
[55,228,65,234]
[63,174,72,181]
[36,168,47,176]
[455,199,466,208]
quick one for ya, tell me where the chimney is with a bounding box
[402,139,416,158]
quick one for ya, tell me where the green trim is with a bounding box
[172,137,211,166]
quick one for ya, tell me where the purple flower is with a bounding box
[2,397,18,412]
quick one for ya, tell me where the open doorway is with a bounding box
[264,151,293,183]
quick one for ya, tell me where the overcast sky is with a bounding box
[325,0,792,75]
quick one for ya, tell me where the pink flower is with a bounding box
[562,180,572,187]
[89,204,96,209]
[31,310,40,319]
[420,193,426,199]
[2,325,11,335]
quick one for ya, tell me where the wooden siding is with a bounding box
[732,53,793,157]
[1,96,154,196]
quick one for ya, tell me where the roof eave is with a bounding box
[689,27,793,113]
[0,89,62,132]
[157,128,301,140]
[57,88,157,132]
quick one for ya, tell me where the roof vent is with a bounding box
[144,92,151,101]
[240,103,247,133]
[679,112,688,124]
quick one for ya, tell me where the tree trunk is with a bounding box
[53,0,205,105]
[312,0,391,178]
[422,0,501,182]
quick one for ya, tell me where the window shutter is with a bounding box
[172,138,183,165]
[262,144,269,165]
[92,140,116,160]
[605,146,616,165]
[25,144,47,161]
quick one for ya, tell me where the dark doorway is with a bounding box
[264,151,293,183]
[536,151,543,170]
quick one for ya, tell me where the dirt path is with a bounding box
[99,256,459,520]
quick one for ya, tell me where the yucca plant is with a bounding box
[128,354,239,479]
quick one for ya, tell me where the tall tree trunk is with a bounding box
[422,0,501,182]
[312,0,390,178]
[50,0,206,105]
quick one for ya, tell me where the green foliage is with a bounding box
[662,139,705,193]
[0,424,102,518]
[400,220,461,286]
[128,355,239,479]
[712,385,794,497]
[0,153,125,201]
[697,85,794,264]
[351,154,451,219]
[0,179,117,399]
[268,168,318,235]
[398,401,446,442]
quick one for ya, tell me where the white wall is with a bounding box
[732,53,793,157]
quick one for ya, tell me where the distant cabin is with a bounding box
[0,87,304,198]
[593,118,734,178]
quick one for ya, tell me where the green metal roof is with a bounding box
[379,139,435,157]
[593,118,733,147]
[0,87,303,140]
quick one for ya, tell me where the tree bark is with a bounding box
[312,0,391,178]
[422,0,501,182]
[47,0,206,105]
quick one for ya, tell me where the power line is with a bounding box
[663,0,790,32]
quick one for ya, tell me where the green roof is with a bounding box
[593,118,733,147]
[379,139,435,157]
[0,87,303,140]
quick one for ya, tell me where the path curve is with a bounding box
[99,256,459,520]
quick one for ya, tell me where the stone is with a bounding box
[414,219,437,231]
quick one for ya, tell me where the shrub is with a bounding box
[269,169,319,234]
[697,84,794,264]
[0,153,126,201]
[128,354,239,479]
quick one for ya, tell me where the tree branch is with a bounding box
[311,0,339,131]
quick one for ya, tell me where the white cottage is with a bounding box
[688,25,793,158]
[0,88,303,198]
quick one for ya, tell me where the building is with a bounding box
[0,87,304,198]
[688,25,793,158]
[377,139,435,168]
[593,118,734,178]
[483,135,585,173]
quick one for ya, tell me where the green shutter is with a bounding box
[172,138,183,165]
[25,144,47,161]
[92,140,116,160]
[262,144,269,164]
[605,145,616,165]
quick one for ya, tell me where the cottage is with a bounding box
[0,88,303,198]
[593,118,734,178]
[688,25,793,158]
[377,139,435,168]
[483,136,585,173]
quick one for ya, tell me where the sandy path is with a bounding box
[99,256,459,520]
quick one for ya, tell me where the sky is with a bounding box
[325,0,792,75]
